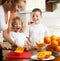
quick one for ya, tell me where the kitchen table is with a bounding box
[3,50,60,61]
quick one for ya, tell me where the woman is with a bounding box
[0,0,26,60]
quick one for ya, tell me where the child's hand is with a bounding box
[24,42,29,51]
[0,42,8,50]
[31,45,38,50]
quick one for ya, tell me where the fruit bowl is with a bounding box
[44,35,60,56]
[52,51,60,56]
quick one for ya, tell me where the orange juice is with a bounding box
[36,41,44,51]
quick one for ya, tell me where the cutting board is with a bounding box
[6,51,32,59]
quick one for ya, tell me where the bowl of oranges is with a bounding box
[44,35,60,55]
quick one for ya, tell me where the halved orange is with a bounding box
[37,51,52,59]
[45,51,52,58]
[37,52,46,60]
[14,46,24,53]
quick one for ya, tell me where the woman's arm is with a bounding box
[3,30,17,47]
[0,42,8,49]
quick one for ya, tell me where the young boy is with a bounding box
[27,8,51,48]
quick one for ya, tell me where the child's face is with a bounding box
[32,11,42,24]
[13,20,22,32]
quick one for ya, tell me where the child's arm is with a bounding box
[24,37,36,51]
[24,41,29,50]
[26,37,34,47]
[26,37,37,49]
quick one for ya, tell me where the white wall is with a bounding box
[25,0,46,12]
[42,3,60,36]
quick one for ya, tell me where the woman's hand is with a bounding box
[0,42,8,50]
[11,44,18,51]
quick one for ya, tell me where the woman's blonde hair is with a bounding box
[11,16,25,32]
[0,0,26,5]
[0,0,2,5]
[14,0,26,3]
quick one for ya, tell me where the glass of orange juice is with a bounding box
[36,41,44,52]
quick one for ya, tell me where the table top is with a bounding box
[3,50,60,61]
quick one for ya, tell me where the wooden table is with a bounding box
[3,50,60,61]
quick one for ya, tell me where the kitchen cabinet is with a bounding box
[46,0,59,12]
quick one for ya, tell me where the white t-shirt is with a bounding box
[10,32,27,47]
[27,23,51,45]
[0,5,10,42]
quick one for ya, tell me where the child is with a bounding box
[10,16,32,50]
[27,8,51,48]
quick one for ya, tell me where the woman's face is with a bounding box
[13,20,22,32]
[10,0,25,13]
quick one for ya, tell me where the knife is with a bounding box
[2,48,15,50]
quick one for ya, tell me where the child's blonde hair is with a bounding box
[11,16,24,32]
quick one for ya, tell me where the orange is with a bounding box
[57,37,60,45]
[50,35,57,40]
[46,45,54,51]
[14,46,24,53]
[56,46,60,52]
[44,36,51,44]
[51,40,58,47]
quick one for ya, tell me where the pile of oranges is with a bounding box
[44,35,60,52]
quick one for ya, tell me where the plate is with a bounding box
[31,55,55,60]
